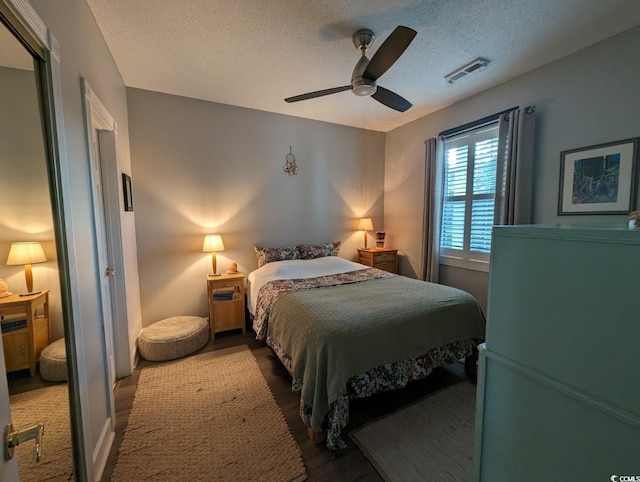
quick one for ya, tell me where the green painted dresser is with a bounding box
[474,225,640,481]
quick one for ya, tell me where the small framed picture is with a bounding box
[122,173,134,212]
[558,138,638,215]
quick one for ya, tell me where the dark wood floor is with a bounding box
[7,364,61,395]
[100,330,469,481]
[7,329,469,481]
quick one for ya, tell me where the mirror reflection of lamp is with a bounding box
[357,218,374,249]
[0,278,9,297]
[202,234,225,276]
[6,241,47,294]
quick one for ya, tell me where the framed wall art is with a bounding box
[122,173,134,211]
[558,138,638,215]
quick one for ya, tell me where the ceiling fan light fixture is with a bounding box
[352,78,377,96]
[283,26,415,110]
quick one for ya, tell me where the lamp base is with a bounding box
[209,273,222,277]
[19,290,42,297]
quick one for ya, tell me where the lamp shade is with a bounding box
[202,234,225,253]
[357,218,374,231]
[6,242,47,266]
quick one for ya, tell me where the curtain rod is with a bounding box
[438,106,519,139]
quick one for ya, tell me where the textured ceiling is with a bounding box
[84,0,640,132]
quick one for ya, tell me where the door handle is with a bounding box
[105,268,116,277]
[4,422,44,462]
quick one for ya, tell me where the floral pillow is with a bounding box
[254,245,301,267]
[297,241,341,260]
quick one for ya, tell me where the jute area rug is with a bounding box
[111,344,306,481]
[10,383,74,481]
[350,380,476,482]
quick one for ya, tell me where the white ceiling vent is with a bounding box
[445,58,490,86]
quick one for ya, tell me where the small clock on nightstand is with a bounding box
[357,248,398,273]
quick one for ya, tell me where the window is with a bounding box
[440,123,499,271]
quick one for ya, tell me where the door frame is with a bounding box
[82,79,131,381]
[81,81,120,449]
[1,0,91,480]
[82,83,118,394]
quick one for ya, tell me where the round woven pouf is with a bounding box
[40,338,68,382]
[138,316,209,362]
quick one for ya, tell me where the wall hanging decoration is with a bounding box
[283,146,298,176]
[558,138,638,215]
[122,173,134,211]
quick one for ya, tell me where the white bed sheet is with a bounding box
[247,257,369,315]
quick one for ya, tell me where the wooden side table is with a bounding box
[206,273,246,339]
[0,290,50,376]
[357,248,398,273]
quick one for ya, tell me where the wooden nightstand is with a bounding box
[206,273,246,339]
[0,290,50,376]
[357,248,398,273]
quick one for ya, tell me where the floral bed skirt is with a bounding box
[267,337,475,450]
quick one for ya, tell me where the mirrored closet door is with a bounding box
[0,10,77,481]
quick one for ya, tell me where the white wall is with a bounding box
[384,25,640,312]
[126,88,385,326]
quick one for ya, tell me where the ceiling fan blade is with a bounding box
[371,86,412,112]
[363,26,417,81]
[285,85,351,103]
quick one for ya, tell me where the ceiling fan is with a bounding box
[284,26,417,112]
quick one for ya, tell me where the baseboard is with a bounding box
[92,417,115,482]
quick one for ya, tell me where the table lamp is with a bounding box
[203,234,225,276]
[358,218,374,249]
[6,241,47,294]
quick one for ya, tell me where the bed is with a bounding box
[248,251,486,450]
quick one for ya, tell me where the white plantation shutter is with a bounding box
[440,124,498,267]
[430,106,532,273]
[470,137,498,253]
[441,145,467,250]
[441,200,465,249]
[470,198,494,252]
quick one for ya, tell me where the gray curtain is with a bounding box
[421,137,443,282]
[494,106,536,225]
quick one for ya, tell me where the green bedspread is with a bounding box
[266,274,486,433]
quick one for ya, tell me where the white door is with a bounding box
[90,127,117,388]
[0,335,19,481]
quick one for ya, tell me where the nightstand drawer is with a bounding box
[211,278,244,290]
[358,252,374,264]
[376,261,396,272]
[357,248,398,273]
[373,253,395,263]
